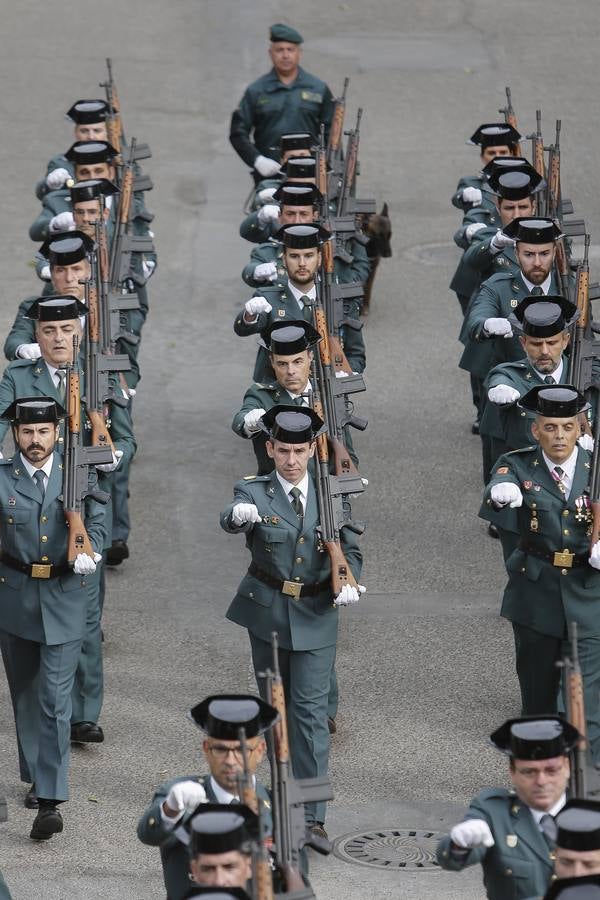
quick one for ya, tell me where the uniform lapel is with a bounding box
[33,362,61,401]
[42,453,63,510]
[301,476,319,534]
[570,448,591,505]
[531,452,568,502]
[267,471,301,529]
[510,802,554,869]
[11,457,42,504]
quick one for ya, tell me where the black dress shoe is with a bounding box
[471,418,480,435]
[309,822,329,841]
[30,807,63,841]
[25,784,38,809]
[71,722,104,743]
[327,717,337,735]
[488,523,500,540]
[106,540,129,566]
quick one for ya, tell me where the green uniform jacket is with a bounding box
[229,67,333,168]
[241,240,370,290]
[462,232,519,277]
[450,204,501,299]
[221,471,362,651]
[0,454,107,644]
[460,273,561,379]
[482,446,600,638]
[233,282,365,382]
[137,773,271,900]
[451,175,497,212]
[232,381,306,474]
[436,788,554,900]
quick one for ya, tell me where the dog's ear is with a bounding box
[381,202,389,217]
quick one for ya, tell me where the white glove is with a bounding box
[488,384,520,405]
[257,204,280,226]
[490,229,516,254]
[0,452,4,460]
[244,296,272,318]
[142,259,156,280]
[490,483,523,508]
[450,819,495,849]
[462,186,482,206]
[243,408,266,435]
[578,434,594,452]
[232,503,262,526]
[258,187,278,203]
[128,388,137,399]
[335,370,349,378]
[163,780,208,820]
[254,155,281,178]
[253,261,278,282]
[16,343,41,360]
[465,222,487,242]
[49,211,75,233]
[334,584,366,606]
[96,449,124,473]
[39,264,51,281]
[484,317,513,338]
[46,167,71,190]
[73,553,99,575]
[589,541,600,570]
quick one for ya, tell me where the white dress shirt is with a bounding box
[20,452,54,493]
[542,446,578,499]
[521,273,552,295]
[529,793,566,829]
[276,471,309,515]
[45,361,68,393]
[287,380,312,405]
[533,358,563,384]
[288,282,316,312]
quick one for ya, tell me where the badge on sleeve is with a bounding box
[510,298,518,308]
[278,309,286,317]
[506,834,518,848]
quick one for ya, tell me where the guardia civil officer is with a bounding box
[137,694,276,900]
[437,716,577,900]
[452,122,521,212]
[229,24,333,183]
[550,801,600,879]
[221,406,364,836]
[483,386,600,759]
[0,397,108,840]
[181,805,257,892]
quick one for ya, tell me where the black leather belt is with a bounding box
[519,543,589,569]
[0,552,70,579]
[248,562,330,599]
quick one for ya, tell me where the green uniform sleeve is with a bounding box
[239,211,272,243]
[4,298,37,360]
[229,87,260,168]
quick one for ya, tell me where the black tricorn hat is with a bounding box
[513,295,579,337]
[518,385,590,418]
[469,122,521,148]
[25,295,87,322]
[182,890,251,900]
[259,405,326,443]
[40,230,95,266]
[70,178,119,205]
[490,169,545,200]
[65,140,118,165]
[278,223,329,248]
[188,694,279,739]
[482,156,535,179]
[65,99,111,124]
[280,132,313,152]
[188,804,258,856]
[490,716,580,759]
[543,874,600,899]
[273,182,322,206]
[265,320,321,355]
[285,156,316,179]
[503,216,563,244]
[547,800,600,852]
[1,397,67,424]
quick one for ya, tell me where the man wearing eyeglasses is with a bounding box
[137,694,277,900]
[437,716,578,900]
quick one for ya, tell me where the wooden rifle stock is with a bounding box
[321,244,352,374]
[562,623,588,798]
[65,346,95,562]
[327,77,349,165]
[324,539,359,596]
[270,637,289,764]
[500,87,520,154]
[119,164,133,226]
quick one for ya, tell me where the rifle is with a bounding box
[336,108,362,217]
[559,623,588,798]
[264,633,333,880]
[498,86,520,156]
[567,234,594,402]
[95,215,141,356]
[530,110,547,215]
[109,139,155,289]
[546,121,572,300]
[235,727,273,900]
[326,77,349,174]
[63,336,112,562]
[100,58,152,164]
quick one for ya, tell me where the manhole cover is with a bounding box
[401,241,459,267]
[333,828,442,871]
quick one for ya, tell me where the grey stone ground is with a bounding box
[0,1,599,897]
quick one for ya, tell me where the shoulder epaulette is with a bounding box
[242,474,270,481]
[505,445,537,456]
[252,381,277,391]
[8,358,38,369]
[477,787,512,801]
[0,457,13,465]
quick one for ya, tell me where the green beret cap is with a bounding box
[270,23,303,44]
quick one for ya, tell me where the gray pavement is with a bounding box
[0,1,599,897]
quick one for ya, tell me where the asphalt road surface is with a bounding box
[1,1,600,898]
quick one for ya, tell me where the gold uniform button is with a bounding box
[58,437,64,444]
[295,557,303,564]
[520,567,526,573]
[148,817,156,827]
[298,537,305,544]
[7,518,12,524]
[563,510,569,517]
[561,568,568,576]
[564,529,570,535]
[41,556,49,562]
[0,578,4,584]
[505,868,512,875]
[531,502,537,509]
[249,592,254,598]
[294,577,301,582]
[520,411,526,417]
[41,535,48,543]
[41,516,48,523]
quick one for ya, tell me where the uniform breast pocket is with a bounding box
[257,526,288,554]
[499,854,534,882]
[1,507,31,527]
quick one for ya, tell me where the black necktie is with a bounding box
[544,375,555,384]
[289,487,303,519]
[531,286,544,296]
[33,469,45,499]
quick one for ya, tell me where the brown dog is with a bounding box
[360,203,392,314]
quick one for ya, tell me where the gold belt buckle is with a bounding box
[31,563,51,579]
[553,549,574,568]
[282,580,302,599]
